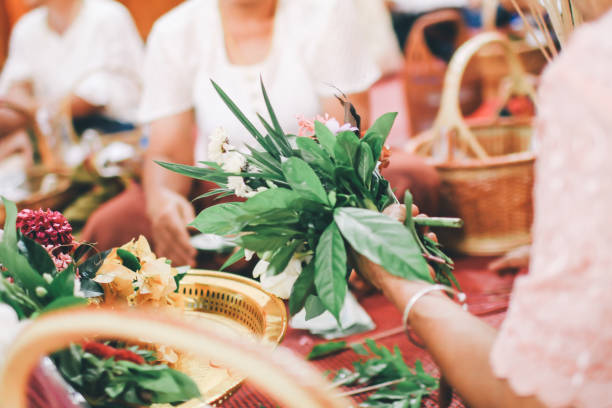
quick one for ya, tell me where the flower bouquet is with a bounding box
[158,80,462,323]
[0,199,200,407]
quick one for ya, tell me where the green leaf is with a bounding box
[281,157,329,205]
[314,222,347,322]
[156,161,228,184]
[79,279,104,298]
[211,80,268,148]
[190,202,245,235]
[235,233,290,253]
[307,341,347,360]
[220,247,245,271]
[116,249,141,272]
[1,197,17,247]
[357,143,375,189]
[236,208,301,227]
[334,131,361,168]
[267,240,300,276]
[314,121,336,158]
[78,250,110,280]
[288,261,315,315]
[362,131,384,166]
[304,295,326,320]
[40,296,88,314]
[49,264,76,299]
[260,78,292,154]
[173,272,187,292]
[365,112,397,142]
[0,244,49,295]
[334,208,431,282]
[17,235,56,275]
[243,188,300,213]
[351,343,370,356]
[296,137,335,177]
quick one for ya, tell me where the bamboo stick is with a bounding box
[510,0,552,62]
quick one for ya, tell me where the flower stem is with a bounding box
[413,217,463,229]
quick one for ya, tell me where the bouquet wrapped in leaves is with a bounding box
[0,198,200,407]
[159,80,462,323]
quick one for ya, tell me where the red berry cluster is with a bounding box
[81,341,145,365]
[16,209,74,252]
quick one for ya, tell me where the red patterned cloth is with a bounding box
[222,257,520,407]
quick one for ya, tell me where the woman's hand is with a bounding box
[147,187,197,267]
[351,203,437,310]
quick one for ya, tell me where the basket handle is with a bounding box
[405,9,467,70]
[482,0,500,31]
[429,32,537,160]
[0,307,352,408]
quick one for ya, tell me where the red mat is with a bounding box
[221,257,522,407]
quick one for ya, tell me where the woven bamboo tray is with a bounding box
[409,32,537,255]
[0,167,73,225]
[167,270,288,407]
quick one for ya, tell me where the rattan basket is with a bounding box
[409,32,537,255]
[403,9,482,136]
[0,302,349,408]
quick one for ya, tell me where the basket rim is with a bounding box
[431,151,535,169]
[182,269,288,345]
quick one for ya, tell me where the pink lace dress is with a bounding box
[490,10,612,407]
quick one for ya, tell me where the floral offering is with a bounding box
[0,199,199,407]
[159,80,462,322]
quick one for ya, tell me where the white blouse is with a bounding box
[0,0,144,122]
[139,0,402,162]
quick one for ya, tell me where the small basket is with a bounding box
[403,9,482,136]
[409,32,537,255]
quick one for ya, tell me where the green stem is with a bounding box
[413,217,463,229]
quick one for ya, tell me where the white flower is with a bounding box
[221,151,246,173]
[323,118,358,135]
[244,186,268,198]
[244,249,255,261]
[208,127,229,164]
[227,176,254,198]
[252,257,303,299]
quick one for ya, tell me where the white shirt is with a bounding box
[139,0,402,162]
[0,0,144,122]
[391,0,469,13]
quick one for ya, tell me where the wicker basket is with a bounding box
[403,9,482,136]
[409,32,537,255]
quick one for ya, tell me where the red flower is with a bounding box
[16,209,74,252]
[81,341,145,365]
[82,341,116,359]
[113,349,145,365]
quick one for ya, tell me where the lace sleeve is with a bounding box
[489,12,612,407]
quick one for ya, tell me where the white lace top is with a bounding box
[490,10,612,407]
[138,0,402,162]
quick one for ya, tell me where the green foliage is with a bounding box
[334,208,432,282]
[323,339,439,408]
[156,82,460,321]
[53,344,200,407]
[314,222,347,322]
[116,249,141,271]
[307,340,347,360]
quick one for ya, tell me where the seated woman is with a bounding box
[0,0,143,143]
[359,0,612,406]
[82,0,440,267]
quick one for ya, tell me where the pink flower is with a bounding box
[296,113,358,138]
[297,115,315,137]
[43,245,73,272]
[16,209,74,252]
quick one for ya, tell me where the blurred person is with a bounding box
[81,0,440,267]
[356,0,612,406]
[0,0,143,141]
